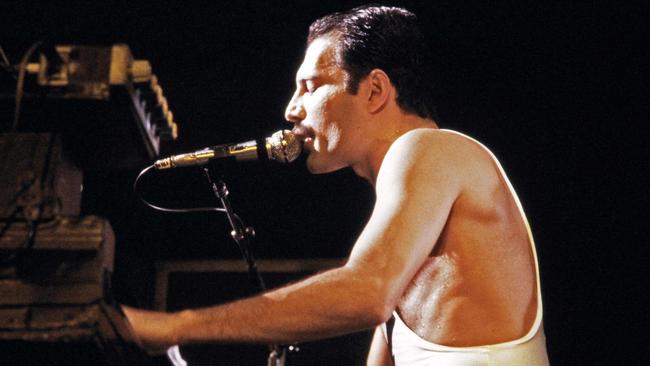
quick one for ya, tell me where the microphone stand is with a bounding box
[203,167,288,366]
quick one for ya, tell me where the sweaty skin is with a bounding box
[389,130,537,346]
[363,129,538,365]
[123,36,538,362]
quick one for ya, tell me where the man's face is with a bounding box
[285,37,366,174]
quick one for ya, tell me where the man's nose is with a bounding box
[284,92,305,123]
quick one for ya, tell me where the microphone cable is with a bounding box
[133,164,227,214]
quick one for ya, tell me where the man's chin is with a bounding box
[305,155,344,175]
[305,162,329,175]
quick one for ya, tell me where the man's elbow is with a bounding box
[366,300,395,325]
[347,295,392,327]
[357,278,398,325]
[341,264,399,325]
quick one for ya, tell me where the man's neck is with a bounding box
[351,114,438,186]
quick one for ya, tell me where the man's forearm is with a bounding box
[177,266,388,344]
[126,265,390,349]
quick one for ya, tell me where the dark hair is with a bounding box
[308,5,436,119]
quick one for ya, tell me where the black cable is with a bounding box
[19,134,57,254]
[0,207,24,268]
[0,207,21,241]
[133,164,226,214]
[0,134,58,269]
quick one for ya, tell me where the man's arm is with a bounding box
[124,265,390,351]
[366,326,393,366]
[124,129,462,351]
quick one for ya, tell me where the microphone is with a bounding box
[153,129,301,170]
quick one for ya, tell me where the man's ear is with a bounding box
[363,69,393,114]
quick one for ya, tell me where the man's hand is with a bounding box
[122,305,181,354]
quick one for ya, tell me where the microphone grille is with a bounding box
[266,130,302,163]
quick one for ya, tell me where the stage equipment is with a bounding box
[0,133,81,221]
[202,170,290,366]
[2,43,178,167]
[0,216,147,365]
[0,43,176,364]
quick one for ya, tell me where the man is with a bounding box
[124,6,549,365]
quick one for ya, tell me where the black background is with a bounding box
[1,1,645,365]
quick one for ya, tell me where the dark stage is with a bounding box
[0,1,643,365]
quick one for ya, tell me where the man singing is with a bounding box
[125,5,550,365]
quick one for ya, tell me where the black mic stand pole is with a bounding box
[203,167,288,366]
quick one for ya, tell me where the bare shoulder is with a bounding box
[385,128,495,162]
[377,128,499,191]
